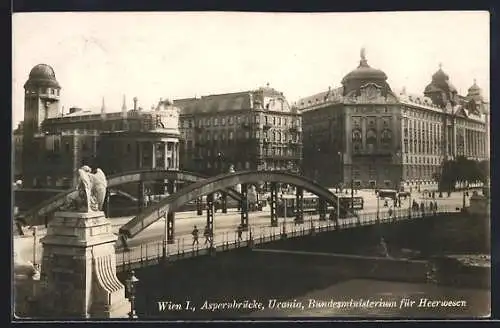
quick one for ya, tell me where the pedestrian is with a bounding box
[192,225,199,246]
[237,224,243,241]
[388,206,393,218]
[434,201,438,214]
[203,225,211,244]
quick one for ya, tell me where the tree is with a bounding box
[438,157,486,191]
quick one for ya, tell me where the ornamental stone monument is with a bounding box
[38,166,128,318]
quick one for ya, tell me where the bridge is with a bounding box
[115,206,458,273]
[15,168,466,319]
[118,170,343,248]
[16,169,244,231]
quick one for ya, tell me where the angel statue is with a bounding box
[90,168,108,211]
[61,166,108,212]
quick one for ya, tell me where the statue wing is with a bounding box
[78,168,92,189]
[94,169,108,187]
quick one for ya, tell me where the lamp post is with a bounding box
[376,191,380,222]
[281,195,287,237]
[408,190,412,219]
[163,212,168,259]
[126,270,139,319]
[32,226,37,267]
[394,149,402,207]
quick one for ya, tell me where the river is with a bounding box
[247,279,490,318]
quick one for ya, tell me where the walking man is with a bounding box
[192,225,199,246]
[203,225,211,245]
[237,224,243,242]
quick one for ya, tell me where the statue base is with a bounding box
[38,211,128,319]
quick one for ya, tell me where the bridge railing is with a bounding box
[116,204,459,271]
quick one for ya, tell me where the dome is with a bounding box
[341,48,391,96]
[467,79,483,101]
[424,64,457,95]
[432,66,449,81]
[341,48,388,84]
[468,79,481,94]
[24,63,61,89]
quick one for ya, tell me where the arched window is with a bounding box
[352,129,362,142]
[352,129,362,151]
[381,129,392,147]
[366,129,377,145]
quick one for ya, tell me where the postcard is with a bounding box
[12,11,490,320]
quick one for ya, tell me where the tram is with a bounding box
[276,193,364,218]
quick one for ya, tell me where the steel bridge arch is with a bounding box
[18,170,242,227]
[119,170,340,239]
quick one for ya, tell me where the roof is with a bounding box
[296,87,343,109]
[24,63,61,89]
[174,92,252,115]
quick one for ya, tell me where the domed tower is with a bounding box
[22,64,61,187]
[341,48,392,96]
[423,64,458,108]
[23,64,61,135]
[466,79,483,103]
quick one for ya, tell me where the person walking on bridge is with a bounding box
[203,225,211,245]
[237,224,243,242]
[192,225,199,246]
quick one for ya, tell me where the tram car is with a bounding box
[277,193,364,218]
[276,194,319,218]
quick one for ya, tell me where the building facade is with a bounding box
[15,64,180,192]
[298,49,489,190]
[174,84,303,177]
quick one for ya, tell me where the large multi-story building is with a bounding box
[174,84,303,176]
[15,64,181,193]
[298,49,489,190]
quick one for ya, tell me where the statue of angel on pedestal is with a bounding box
[61,166,108,212]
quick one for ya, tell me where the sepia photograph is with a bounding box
[12,11,491,320]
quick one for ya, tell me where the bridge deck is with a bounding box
[116,206,459,273]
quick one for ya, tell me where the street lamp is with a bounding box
[32,227,38,267]
[337,152,343,193]
[281,195,287,237]
[162,212,168,259]
[125,270,139,319]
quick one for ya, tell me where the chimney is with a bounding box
[133,97,138,111]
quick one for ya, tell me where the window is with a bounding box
[255,114,260,123]
[229,131,234,140]
[366,129,377,146]
[228,116,233,125]
[245,131,250,139]
[65,142,70,152]
[237,116,241,124]
[381,129,392,147]
[221,117,226,126]
[214,118,219,126]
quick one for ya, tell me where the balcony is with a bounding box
[289,125,302,133]
[263,123,272,130]
[241,122,252,129]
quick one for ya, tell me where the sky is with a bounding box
[12,11,490,127]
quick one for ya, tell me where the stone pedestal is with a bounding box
[38,211,128,319]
